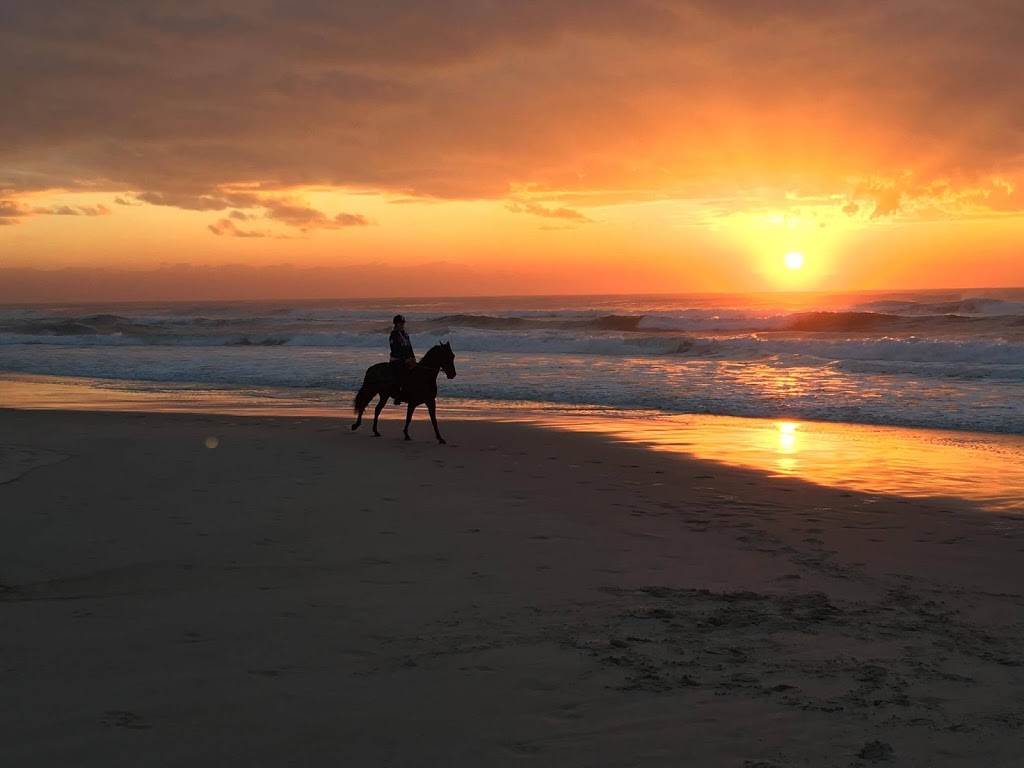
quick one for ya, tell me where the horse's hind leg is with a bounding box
[402,403,417,441]
[351,380,376,431]
[425,400,446,444]
[371,394,388,436]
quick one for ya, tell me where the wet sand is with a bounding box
[2,407,1023,767]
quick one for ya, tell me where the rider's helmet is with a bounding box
[393,314,406,324]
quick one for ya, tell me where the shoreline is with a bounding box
[3,372,1024,512]
[2,408,1023,766]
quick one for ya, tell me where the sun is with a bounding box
[784,251,805,270]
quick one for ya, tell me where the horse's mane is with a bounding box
[420,341,452,363]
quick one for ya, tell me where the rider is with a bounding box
[389,314,416,405]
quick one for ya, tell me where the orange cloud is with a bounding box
[261,199,370,230]
[0,199,112,224]
[208,218,267,238]
[1,1,1023,301]
[0,199,31,225]
[35,204,112,217]
[1,1,1021,222]
[506,201,590,223]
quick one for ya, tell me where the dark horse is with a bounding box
[351,342,457,444]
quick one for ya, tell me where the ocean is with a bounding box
[3,289,1023,510]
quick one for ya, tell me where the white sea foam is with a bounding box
[637,313,791,332]
[3,290,1023,434]
[5,326,1022,370]
[852,297,1024,317]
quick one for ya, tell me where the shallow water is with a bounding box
[4,373,1022,513]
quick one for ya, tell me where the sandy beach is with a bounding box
[2,407,1023,767]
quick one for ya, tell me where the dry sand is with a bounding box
[2,407,1023,767]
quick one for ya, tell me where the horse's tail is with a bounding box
[353,380,376,414]
[352,380,376,415]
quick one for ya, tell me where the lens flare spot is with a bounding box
[204,436,220,449]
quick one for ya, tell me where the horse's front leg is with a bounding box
[425,399,446,445]
[402,403,417,441]
[371,393,388,437]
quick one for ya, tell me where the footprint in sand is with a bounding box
[247,668,285,677]
[101,710,151,729]
[504,742,542,756]
[857,740,894,762]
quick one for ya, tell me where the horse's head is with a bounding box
[420,340,457,379]
[438,341,457,379]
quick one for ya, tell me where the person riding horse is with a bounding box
[352,340,457,444]
[389,314,415,405]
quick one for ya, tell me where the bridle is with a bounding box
[408,343,455,377]
[414,362,454,376]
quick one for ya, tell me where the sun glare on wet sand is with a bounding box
[528,412,1024,513]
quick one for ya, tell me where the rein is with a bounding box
[413,363,449,374]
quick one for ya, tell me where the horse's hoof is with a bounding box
[438,438,447,445]
[404,435,411,441]
[350,424,359,431]
[373,432,381,437]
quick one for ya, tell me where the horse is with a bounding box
[351,341,457,444]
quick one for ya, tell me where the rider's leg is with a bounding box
[391,361,404,405]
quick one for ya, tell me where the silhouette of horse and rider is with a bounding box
[351,315,457,443]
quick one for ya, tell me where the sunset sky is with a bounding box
[2,1,1023,301]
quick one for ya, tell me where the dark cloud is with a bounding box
[0,199,31,225]
[1,1,1022,217]
[208,218,266,237]
[135,191,257,211]
[333,212,370,227]
[506,201,590,222]
[0,200,111,223]
[261,199,370,230]
[0,261,525,302]
[131,192,369,231]
[35,204,112,217]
